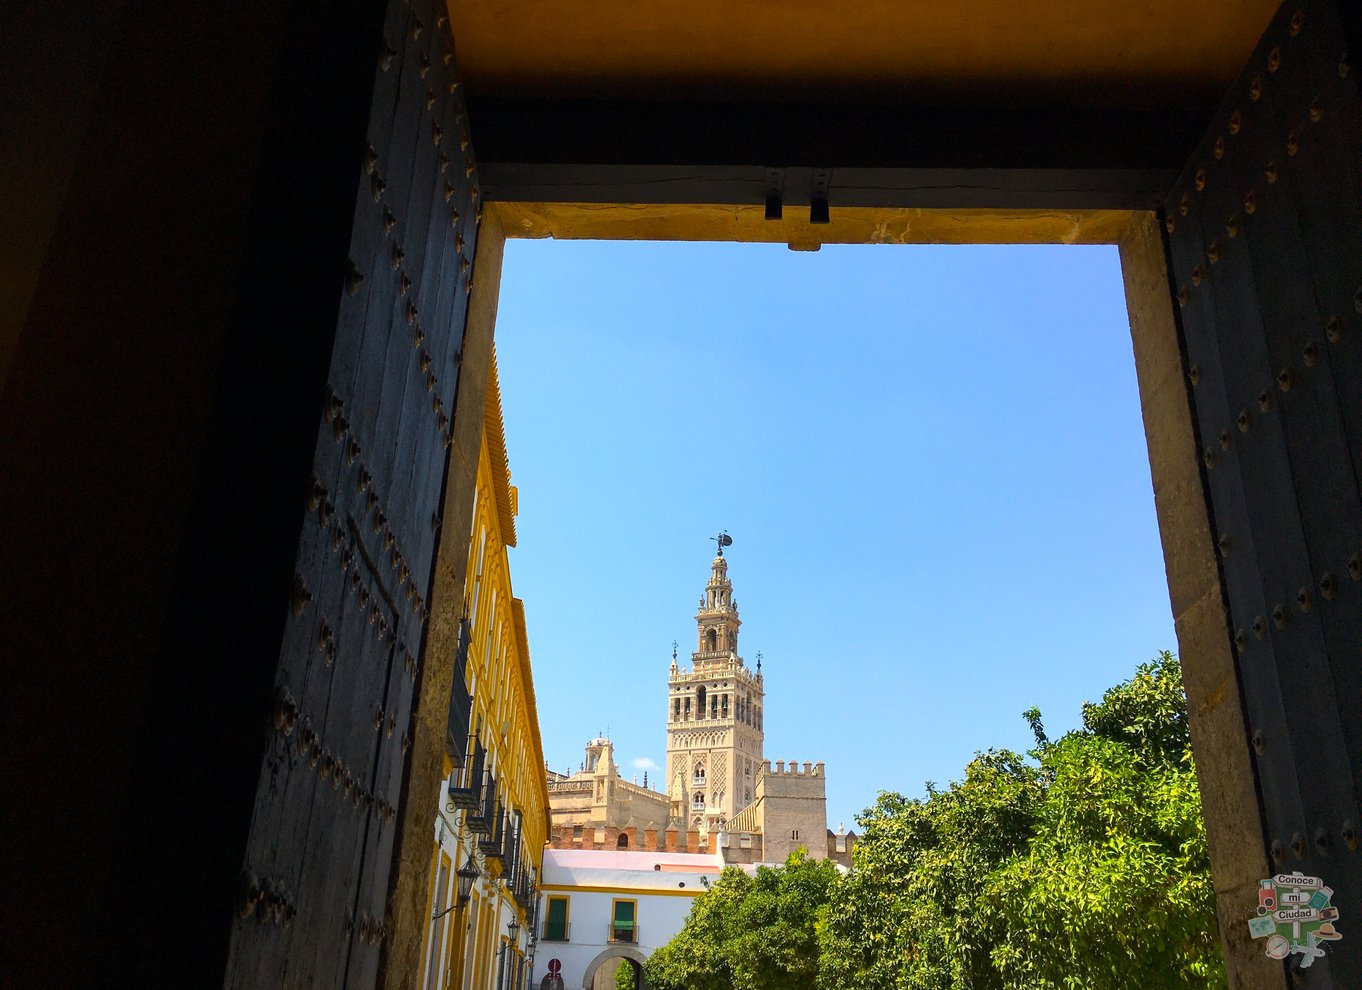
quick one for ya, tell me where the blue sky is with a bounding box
[492,238,1176,830]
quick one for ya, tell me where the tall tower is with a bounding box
[665,542,765,833]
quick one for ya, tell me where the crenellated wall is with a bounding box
[747,759,830,863]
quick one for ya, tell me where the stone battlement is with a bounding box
[760,760,824,778]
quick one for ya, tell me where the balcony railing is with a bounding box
[608,924,639,944]
[691,776,706,788]
[674,713,738,725]
[447,739,485,813]
[508,863,534,914]
[541,921,570,942]
[468,771,498,836]
[443,620,473,763]
[478,805,505,859]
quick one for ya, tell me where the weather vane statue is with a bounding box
[711,530,733,556]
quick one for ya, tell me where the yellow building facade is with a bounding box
[420,353,550,990]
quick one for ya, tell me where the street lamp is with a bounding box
[456,853,479,909]
[434,853,481,921]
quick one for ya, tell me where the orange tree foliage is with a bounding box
[819,652,1222,990]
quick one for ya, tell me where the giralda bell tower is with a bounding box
[665,534,765,833]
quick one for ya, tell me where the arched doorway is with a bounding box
[593,957,641,990]
[580,945,648,990]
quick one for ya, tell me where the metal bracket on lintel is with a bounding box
[764,167,785,220]
[810,168,831,224]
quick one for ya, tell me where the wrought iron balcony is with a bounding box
[444,620,473,763]
[608,923,639,944]
[508,865,535,914]
[467,771,498,835]
[447,738,486,812]
[478,804,505,858]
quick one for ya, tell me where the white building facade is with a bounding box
[532,848,724,990]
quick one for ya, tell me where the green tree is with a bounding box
[817,750,1044,990]
[818,651,1221,990]
[613,959,637,990]
[645,850,840,990]
[982,652,1221,989]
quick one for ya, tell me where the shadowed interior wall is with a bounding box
[0,0,485,984]
[0,1,122,393]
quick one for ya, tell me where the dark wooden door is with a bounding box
[223,0,480,983]
[1164,0,1362,983]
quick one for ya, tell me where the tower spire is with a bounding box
[667,536,764,833]
[696,538,740,657]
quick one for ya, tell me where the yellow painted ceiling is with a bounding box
[449,0,1280,107]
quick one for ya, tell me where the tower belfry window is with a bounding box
[706,629,717,652]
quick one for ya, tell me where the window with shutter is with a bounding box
[544,897,568,941]
[611,900,636,943]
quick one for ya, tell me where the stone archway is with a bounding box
[580,945,649,990]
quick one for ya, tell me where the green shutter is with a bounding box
[546,898,568,940]
[613,901,635,930]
